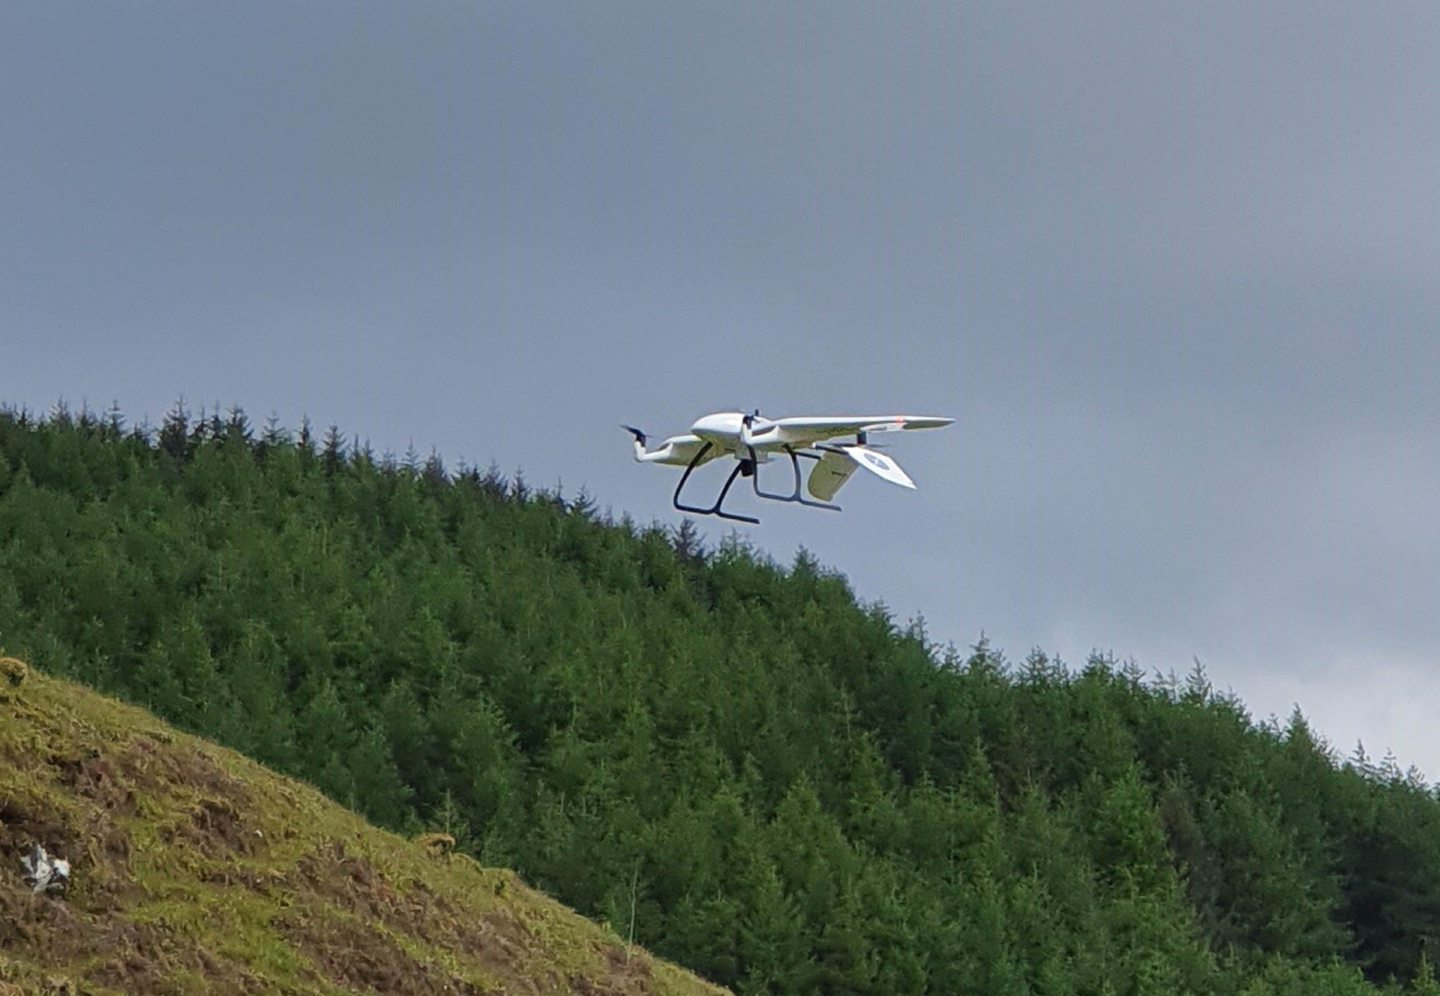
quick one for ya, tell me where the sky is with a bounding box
[4,3,1438,774]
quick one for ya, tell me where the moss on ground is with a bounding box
[0,663,729,995]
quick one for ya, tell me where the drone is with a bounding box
[624,410,953,524]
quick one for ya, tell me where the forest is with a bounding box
[3,401,1440,995]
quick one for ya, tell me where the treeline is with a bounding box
[3,401,1440,995]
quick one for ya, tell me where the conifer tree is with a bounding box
[158,397,191,461]
[5,405,1440,993]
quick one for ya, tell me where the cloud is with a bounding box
[3,1,1437,770]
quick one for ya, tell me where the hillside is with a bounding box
[6,403,1440,994]
[0,661,726,994]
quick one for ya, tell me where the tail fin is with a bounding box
[808,449,859,501]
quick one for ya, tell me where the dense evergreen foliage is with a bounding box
[3,401,1440,994]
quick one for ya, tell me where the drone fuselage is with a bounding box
[691,412,778,461]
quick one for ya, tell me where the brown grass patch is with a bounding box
[282,903,486,995]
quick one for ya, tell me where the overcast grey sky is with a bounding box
[4,3,1438,774]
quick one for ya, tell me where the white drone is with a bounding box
[624,410,953,523]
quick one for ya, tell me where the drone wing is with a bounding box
[807,445,916,500]
[847,445,916,488]
[772,415,953,447]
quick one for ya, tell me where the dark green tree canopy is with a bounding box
[1,403,1435,995]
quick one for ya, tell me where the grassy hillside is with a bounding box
[6,403,1440,994]
[0,661,726,995]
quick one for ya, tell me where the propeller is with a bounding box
[620,424,648,446]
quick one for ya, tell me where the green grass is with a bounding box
[0,660,729,995]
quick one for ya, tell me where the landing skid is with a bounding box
[746,445,842,513]
[673,442,759,524]
[672,443,841,523]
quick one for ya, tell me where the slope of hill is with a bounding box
[7,404,1440,994]
[0,662,726,995]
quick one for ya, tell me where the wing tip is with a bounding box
[902,416,954,430]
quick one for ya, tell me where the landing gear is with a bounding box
[673,442,760,524]
[671,442,841,523]
[746,444,841,512]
